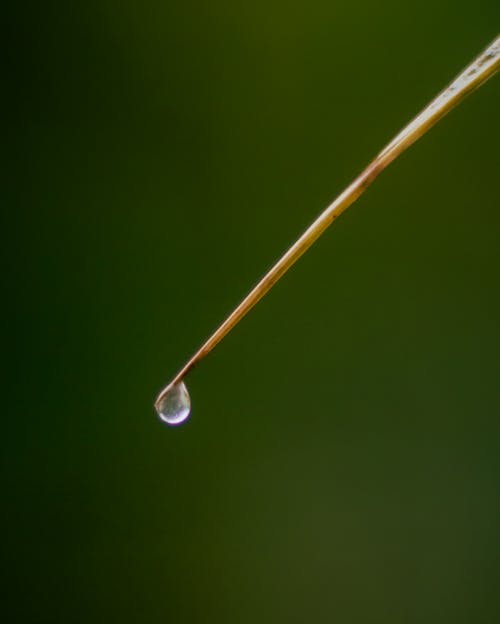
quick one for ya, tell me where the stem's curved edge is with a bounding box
[155,34,500,407]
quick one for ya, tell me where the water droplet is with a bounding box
[156,381,191,426]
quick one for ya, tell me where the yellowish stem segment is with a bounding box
[156,35,500,407]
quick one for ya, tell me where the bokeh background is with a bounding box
[5,1,500,622]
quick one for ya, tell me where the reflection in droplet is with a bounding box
[156,381,191,426]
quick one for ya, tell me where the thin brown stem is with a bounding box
[156,35,500,407]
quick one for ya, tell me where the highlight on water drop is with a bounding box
[155,381,191,426]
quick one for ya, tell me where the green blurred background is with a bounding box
[6,1,500,622]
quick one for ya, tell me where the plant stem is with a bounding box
[156,34,500,406]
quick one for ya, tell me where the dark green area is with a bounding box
[5,1,500,622]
